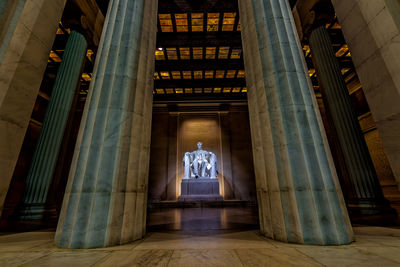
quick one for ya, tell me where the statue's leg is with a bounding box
[193,160,199,177]
[183,156,190,179]
[201,161,207,177]
[209,154,217,179]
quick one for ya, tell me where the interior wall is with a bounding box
[148,104,256,203]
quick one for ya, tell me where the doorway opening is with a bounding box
[147,0,258,233]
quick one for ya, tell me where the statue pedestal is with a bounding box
[178,178,223,202]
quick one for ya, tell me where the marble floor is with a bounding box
[0,226,400,266]
[146,206,259,232]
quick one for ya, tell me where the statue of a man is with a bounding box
[183,142,218,179]
[192,142,209,178]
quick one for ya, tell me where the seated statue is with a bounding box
[183,142,218,179]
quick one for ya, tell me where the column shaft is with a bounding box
[239,0,353,245]
[309,26,393,210]
[0,0,65,214]
[0,0,25,62]
[55,0,157,249]
[332,0,400,191]
[20,31,87,219]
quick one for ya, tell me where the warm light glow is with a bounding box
[166,48,178,60]
[207,13,219,31]
[82,73,91,82]
[179,47,190,59]
[218,47,230,59]
[341,68,350,75]
[192,47,203,59]
[194,70,203,79]
[205,70,214,79]
[171,71,181,79]
[226,70,236,78]
[160,71,170,79]
[49,51,62,62]
[155,50,165,60]
[175,13,188,32]
[182,71,192,79]
[230,48,241,59]
[86,49,94,62]
[206,47,216,59]
[237,70,245,78]
[222,12,236,31]
[215,70,225,79]
[191,13,204,32]
[159,14,173,32]
[335,44,349,57]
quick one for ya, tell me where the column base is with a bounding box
[8,203,60,231]
[347,199,399,225]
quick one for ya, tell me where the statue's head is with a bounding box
[197,142,203,149]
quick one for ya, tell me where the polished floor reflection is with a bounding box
[146,207,259,232]
[1,227,400,266]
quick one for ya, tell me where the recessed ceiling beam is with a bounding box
[153,93,247,102]
[158,0,238,13]
[155,59,243,71]
[156,32,242,47]
[154,78,246,88]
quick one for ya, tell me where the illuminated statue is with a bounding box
[183,142,218,179]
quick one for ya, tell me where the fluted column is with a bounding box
[0,2,6,18]
[239,0,353,245]
[0,0,26,61]
[0,0,65,215]
[19,31,87,219]
[309,26,395,217]
[55,0,157,249]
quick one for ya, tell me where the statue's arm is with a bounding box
[210,152,218,171]
[183,152,191,163]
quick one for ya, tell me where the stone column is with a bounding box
[0,0,25,61]
[238,0,353,245]
[0,2,7,19]
[19,31,87,220]
[0,0,66,215]
[308,25,395,218]
[332,0,400,191]
[55,0,157,249]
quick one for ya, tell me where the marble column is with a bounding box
[0,0,25,61]
[19,31,87,219]
[0,0,66,215]
[0,2,6,18]
[308,25,394,216]
[55,0,157,249]
[331,0,400,191]
[238,0,353,245]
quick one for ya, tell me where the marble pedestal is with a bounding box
[178,178,223,202]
